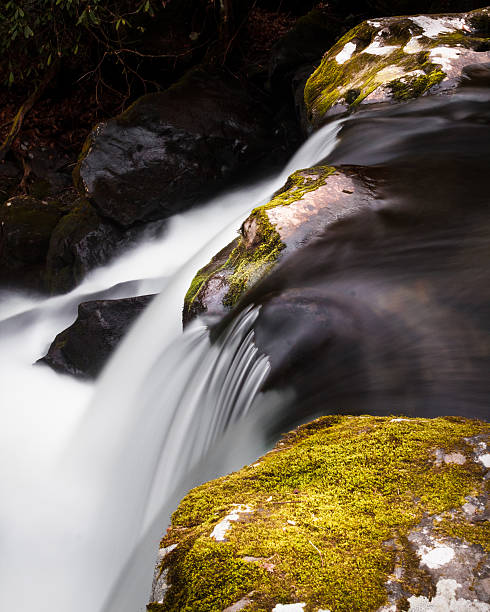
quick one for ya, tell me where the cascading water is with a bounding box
[0,120,341,612]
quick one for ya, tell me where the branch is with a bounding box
[0,62,59,162]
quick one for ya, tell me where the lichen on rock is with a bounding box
[182,165,375,325]
[149,416,490,612]
[304,7,490,128]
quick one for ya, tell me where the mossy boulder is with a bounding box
[149,415,490,611]
[183,165,375,325]
[44,198,130,294]
[75,68,286,228]
[304,7,490,128]
[0,195,67,290]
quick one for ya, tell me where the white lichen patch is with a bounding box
[335,42,357,64]
[272,604,306,611]
[210,504,252,541]
[479,453,490,468]
[362,40,399,56]
[410,15,468,38]
[429,47,462,71]
[407,578,490,611]
[444,452,466,465]
[419,544,455,569]
[390,418,410,422]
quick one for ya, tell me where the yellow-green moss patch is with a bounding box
[304,8,490,127]
[152,415,489,611]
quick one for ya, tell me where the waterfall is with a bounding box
[0,119,342,612]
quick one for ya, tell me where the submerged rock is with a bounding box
[75,68,284,228]
[304,7,490,127]
[183,165,376,325]
[149,416,490,611]
[39,295,153,378]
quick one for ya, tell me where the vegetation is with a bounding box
[152,415,489,611]
[0,0,156,87]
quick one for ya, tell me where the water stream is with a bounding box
[1,87,489,611]
[0,120,341,612]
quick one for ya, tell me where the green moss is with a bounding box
[304,9,490,126]
[223,208,285,308]
[183,166,336,315]
[386,70,445,101]
[435,519,490,552]
[156,416,489,611]
[182,238,238,319]
[223,166,336,307]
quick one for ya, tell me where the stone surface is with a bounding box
[149,416,489,611]
[76,68,284,228]
[0,195,66,290]
[39,295,154,378]
[304,7,490,127]
[44,197,134,294]
[183,164,376,325]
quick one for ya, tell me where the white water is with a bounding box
[0,120,341,612]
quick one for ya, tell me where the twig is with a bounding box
[308,540,324,567]
[0,63,58,162]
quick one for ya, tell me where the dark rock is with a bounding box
[0,160,21,205]
[76,68,284,228]
[0,195,66,290]
[39,295,154,378]
[269,7,349,127]
[44,198,130,294]
[26,146,73,198]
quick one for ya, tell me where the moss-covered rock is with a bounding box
[304,7,490,128]
[44,197,127,294]
[183,165,375,325]
[0,194,67,290]
[150,415,490,611]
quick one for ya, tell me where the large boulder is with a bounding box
[75,68,287,228]
[183,165,375,325]
[149,415,490,611]
[39,295,154,378]
[304,7,490,128]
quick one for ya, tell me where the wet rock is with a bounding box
[0,195,66,290]
[149,416,489,611]
[183,165,375,325]
[76,68,284,227]
[39,295,154,378]
[44,198,137,294]
[304,7,490,128]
